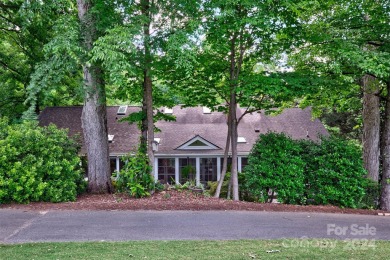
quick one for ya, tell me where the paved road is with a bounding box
[0,210,389,243]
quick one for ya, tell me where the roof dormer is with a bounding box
[164,107,173,114]
[117,105,127,115]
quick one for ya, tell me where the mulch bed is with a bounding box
[1,190,388,216]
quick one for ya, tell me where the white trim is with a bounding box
[109,153,133,157]
[116,157,120,172]
[196,157,200,186]
[176,135,220,150]
[153,153,250,157]
[175,157,179,184]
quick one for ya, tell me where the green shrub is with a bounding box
[242,132,370,208]
[116,149,154,198]
[299,137,368,208]
[0,118,85,203]
[208,173,230,198]
[243,133,306,204]
[358,179,380,209]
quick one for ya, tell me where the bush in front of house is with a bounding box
[116,149,154,198]
[208,172,230,198]
[242,132,372,208]
[0,118,86,203]
[243,133,306,204]
[300,137,371,208]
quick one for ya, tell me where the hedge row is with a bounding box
[243,133,378,208]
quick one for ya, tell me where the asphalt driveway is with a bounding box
[1,210,389,243]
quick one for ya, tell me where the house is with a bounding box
[39,105,328,185]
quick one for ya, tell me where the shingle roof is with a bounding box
[38,105,328,156]
[38,106,141,155]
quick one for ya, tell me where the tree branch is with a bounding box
[0,13,19,28]
[0,27,19,32]
[0,3,20,10]
[0,97,26,109]
[0,59,24,77]
[367,41,384,47]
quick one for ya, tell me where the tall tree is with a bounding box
[76,0,112,193]
[140,0,154,168]
[169,0,304,200]
[92,0,200,172]
[289,0,389,207]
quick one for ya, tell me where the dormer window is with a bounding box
[237,137,246,143]
[108,135,115,143]
[164,107,173,114]
[117,105,127,115]
[203,107,211,114]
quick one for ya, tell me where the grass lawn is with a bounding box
[1,239,389,260]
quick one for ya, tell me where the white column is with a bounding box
[154,157,158,182]
[217,157,221,181]
[175,157,179,184]
[115,157,120,180]
[116,157,120,172]
[238,156,242,173]
[196,157,200,186]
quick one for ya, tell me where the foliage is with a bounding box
[299,136,369,208]
[289,0,390,138]
[208,173,230,198]
[181,165,196,181]
[164,0,313,201]
[116,150,154,198]
[168,180,205,195]
[0,118,85,203]
[91,0,200,109]
[243,133,370,208]
[0,1,83,121]
[359,179,380,209]
[243,133,306,204]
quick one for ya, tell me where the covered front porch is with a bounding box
[154,156,248,186]
[109,154,248,185]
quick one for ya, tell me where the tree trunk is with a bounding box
[140,100,148,152]
[228,30,239,201]
[230,100,239,201]
[380,80,390,210]
[362,74,380,182]
[227,173,233,199]
[141,0,155,173]
[77,0,112,193]
[144,74,154,170]
[214,112,231,198]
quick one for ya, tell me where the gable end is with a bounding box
[176,135,221,150]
